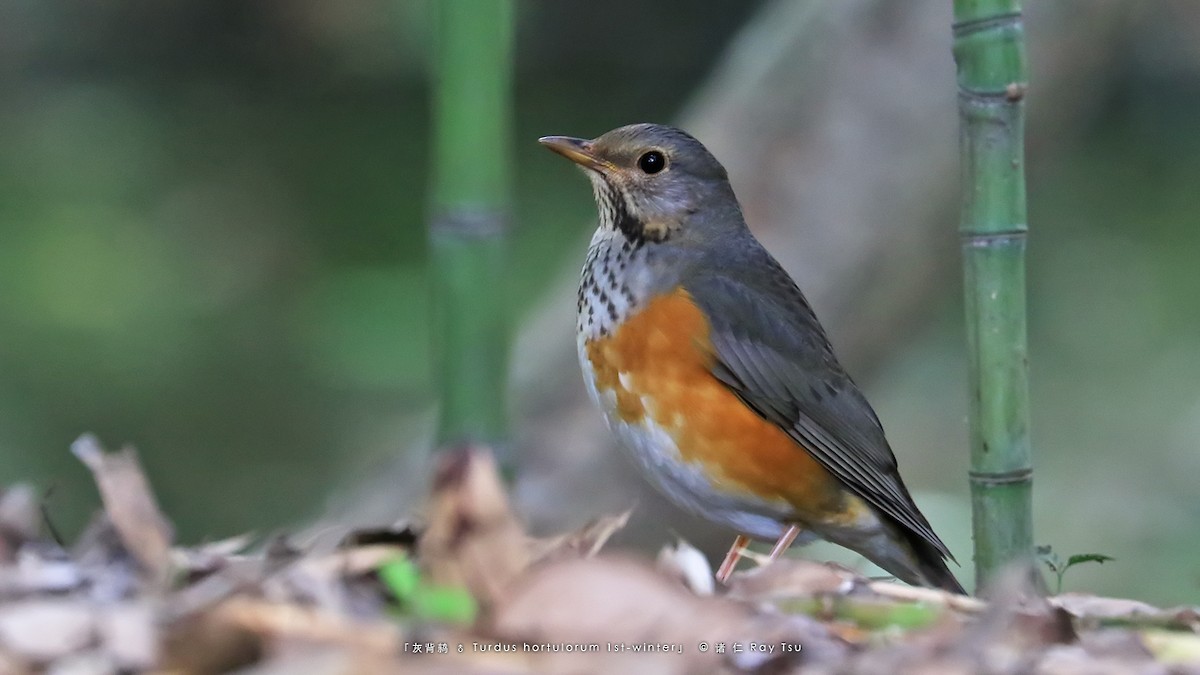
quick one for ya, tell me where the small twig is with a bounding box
[868,580,988,614]
[38,485,65,548]
[213,596,403,654]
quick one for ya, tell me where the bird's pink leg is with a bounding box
[715,534,750,583]
[767,524,803,562]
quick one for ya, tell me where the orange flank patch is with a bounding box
[583,287,849,520]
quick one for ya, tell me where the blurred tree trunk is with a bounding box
[512,0,1132,546]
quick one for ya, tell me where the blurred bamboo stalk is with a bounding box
[428,0,514,468]
[952,0,1034,587]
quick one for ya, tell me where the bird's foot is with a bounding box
[715,534,750,583]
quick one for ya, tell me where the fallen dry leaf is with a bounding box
[99,602,158,671]
[0,599,94,663]
[162,603,264,673]
[1035,644,1167,675]
[71,513,145,602]
[0,486,39,563]
[172,532,256,577]
[213,597,402,654]
[235,646,409,675]
[289,544,409,583]
[71,435,173,585]
[726,557,857,601]
[0,436,1194,674]
[263,543,408,617]
[418,446,530,608]
[489,555,826,674]
[1051,593,1200,630]
[43,650,117,675]
[529,508,632,564]
[1138,629,1200,665]
[0,549,81,596]
[932,569,1078,674]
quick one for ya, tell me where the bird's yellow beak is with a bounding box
[538,136,615,173]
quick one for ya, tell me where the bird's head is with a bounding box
[539,123,740,244]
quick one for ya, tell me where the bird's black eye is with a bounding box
[637,150,666,174]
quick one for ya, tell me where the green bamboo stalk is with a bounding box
[428,0,514,466]
[952,0,1034,588]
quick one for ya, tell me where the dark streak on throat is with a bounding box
[597,180,669,246]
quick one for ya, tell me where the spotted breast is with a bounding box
[577,226,837,543]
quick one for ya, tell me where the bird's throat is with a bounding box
[591,178,672,244]
[576,228,649,342]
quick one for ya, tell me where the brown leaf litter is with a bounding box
[0,436,1194,673]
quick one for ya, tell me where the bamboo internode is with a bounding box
[952,0,1035,588]
[428,0,515,470]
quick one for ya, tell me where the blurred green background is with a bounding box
[2,1,1198,605]
[0,0,759,538]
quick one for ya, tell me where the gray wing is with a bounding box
[685,263,952,558]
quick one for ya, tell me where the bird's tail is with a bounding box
[908,535,966,594]
[865,522,966,594]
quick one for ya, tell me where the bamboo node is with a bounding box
[968,468,1033,486]
[951,11,1022,37]
[961,230,1027,247]
[430,208,509,239]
